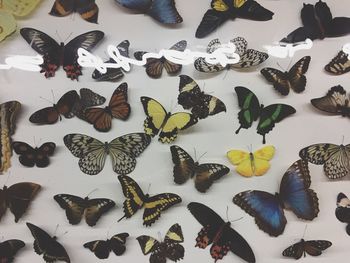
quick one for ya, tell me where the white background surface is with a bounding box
[1,0,350,262]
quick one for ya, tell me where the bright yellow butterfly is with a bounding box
[227,145,275,177]
[0,0,41,42]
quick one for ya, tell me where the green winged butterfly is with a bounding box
[234,86,296,144]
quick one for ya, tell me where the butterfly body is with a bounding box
[50,0,99,23]
[0,239,25,262]
[233,160,319,237]
[282,238,332,259]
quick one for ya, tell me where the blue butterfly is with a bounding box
[233,159,319,237]
[115,0,183,24]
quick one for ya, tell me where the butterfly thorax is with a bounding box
[212,222,229,244]
[104,106,112,114]
[160,57,166,63]
[103,142,111,153]
[274,192,284,207]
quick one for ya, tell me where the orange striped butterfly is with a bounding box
[84,83,131,132]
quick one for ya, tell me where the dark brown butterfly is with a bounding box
[170,145,229,193]
[12,141,56,168]
[50,0,99,23]
[260,56,311,96]
[335,192,350,235]
[84,83,131,132]
[187,202,255,263]
[84,233,129,259]
[325,50,350,75]
[26,222,70,263]
[0,182,41,222]
[54,194,115,226]
[0,239,25,262]
[29,90,80,125]
[282,239,332,259]
[311,85,350,117]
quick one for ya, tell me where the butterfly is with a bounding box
[187,202,255,263]
[26,222,70,263]
[134,40,187,78]
[49,0,99,23]
[84,233,129,259]
[282,239,332,259]
[170,145,230,193]
[0,182,41,222]
[84,83,131,132]
[311,85,350,117]
[137,223,184,263]
[92,40,131,82]
[196,0,273,38]
[233,159,319,237]
[0,100,21,173]
[29,90,80,125]
[118,175,182,226]
[299,143,350,179]
[335,192,350,235]
[260,56,311,96]
[115,0,183,24]
[194,37,268,73]
[20,28,104,80]
[141,96,198,143]
[325,50,350,75]
[64,133,151,175]
[0,0,40,42]
[0,239,25,262]
[227,145,275,177]
[12,141,56,168]
[54,193,116,226]
[177,75,226,119]
[281,1,350,43]
[234,86,296,144]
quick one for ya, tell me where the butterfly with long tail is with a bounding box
[137,223,184,263]
[233,160,319,237]
[0,239,25,262]
[187,202,255,262]
[335,192,350,235]
[118,175,182,226]
[26,222,70,263]
[234,86,296,144]
[20,28,104,80]
[282,238,332,259]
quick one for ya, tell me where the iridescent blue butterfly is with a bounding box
[233,159,319,237]
[115,0,183,24]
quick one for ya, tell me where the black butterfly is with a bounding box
[118,175,182,226]
[12,141,56,168]
[0,239,25,262]
[137,223,184,263]
[26,222,70,263]
[325,50,350,75]
[84,233,129,259]
[234,86,296,144]
[187,202,255,263]
[54,194,116,226]
[0,182,41,222]
[196,0,273,38]
[335,192,350,235]
[92,40,130,82]
[20,28,104,80]
[311,85,350,117]
[177,75,226,119]
[260,56,311,96]
[50,0,99,23]
[282,239,332,259]
[170,145,230,193]
[281,1,350,43]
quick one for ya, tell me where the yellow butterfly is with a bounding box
[0,0,41,42]
[227,145,275,177]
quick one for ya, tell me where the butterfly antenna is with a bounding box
[198,151,207,163]
[286,58,293,70]
[39,96,54,105]
[342,135,345,145]
[302,224,308,239]
[3,172,10,187]
[63,32,73,44]
[51,89,56,104]
[147,183,151,195]
[223,69,229,80]
[157,231,162,242]
[86,188,98,198]
[276,62,286,72]
[53,224,59,237]
[226,206,229,222]
[55,30,63,43]
[193,147,197,161]
[117,215,126,222]
[230,217,244,223]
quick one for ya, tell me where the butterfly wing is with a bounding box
[194,39,226,73]
[0,239,25,262]
[137,235,160,255]
[34,142,56,167]
[118,175,146,219]
[233,190,287,237]
[325,51,350,75]
[0,11,16,42]
[299,143,350,179]
[194,163,230,193]
[109,233,129,256]
[252,145,275,176]
[50,0,99,23]
[234,86,261,133]
[108,133,151,175]
[2,0,41,16]
[227,150,253,176]
[260,68,290,96]
[170,145,195,184]
[84,240,111,259]
[311,85,350,116]
[12,141,36,167]
[143,193,182,226]
[63,134,107,175]
[141,96,167,137]
[54,194,86,225]
[115,0,151,11]
[85,198,116,226]
[282,240,305,259]
[73,88,106,119]
[195,9,231,38]
[163,224,185,262]
[304,240,332,257]
[279,160,319,220]
[147,0,183,24]
[26,222,70,263]
[287,56,311,93]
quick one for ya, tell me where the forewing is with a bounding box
[49,0,74,17]
[194,57,225,73]
[84,108,112,132]
[29,107,60,125]
[53,194,85,225]
[282,240,305,259]
[299,143,341,164]
[83,240,110,259]
[137,235,159,255]
[75,0,99,23]
[0,239,25,262]
[323,146,350,179]
[335,192,350,223]
[56,90,80,118]
[288,56,311,93]
[164,223,184,243]
[232,49,268,68]
[178,75,202,110]
[79,88,106,108]
[12,141,36,167]
[195,9,230,38]
[225,227,256,263]
[304,240,332,256]
[261,68,290,96]
[109,82,131,120]
[141,97,167,137]
[148,0,182,24]
[110,233,129,255]
[170,145,195,184]
[325,51,350,75]
[194,163,230,192]
[85,198,115,226]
